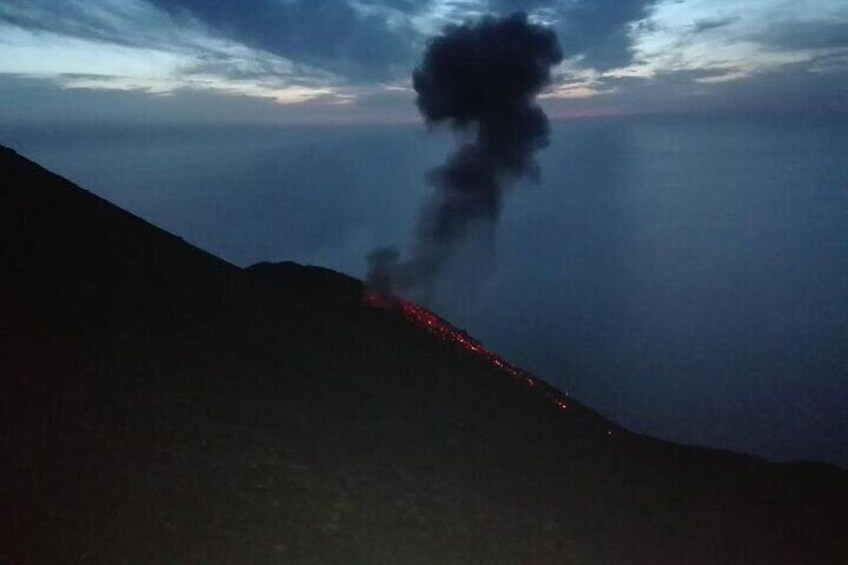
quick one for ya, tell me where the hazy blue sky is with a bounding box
[2,0,847,124]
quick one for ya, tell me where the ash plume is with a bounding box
[368,12,563,297]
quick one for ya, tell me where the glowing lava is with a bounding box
[364,290,570,413]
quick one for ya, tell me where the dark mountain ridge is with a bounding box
[2,145,846,563]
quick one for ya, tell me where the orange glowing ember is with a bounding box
[364,290,570,413]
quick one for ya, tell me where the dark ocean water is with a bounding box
[4,116,847,465]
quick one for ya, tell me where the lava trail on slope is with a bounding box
[363,290,571,414]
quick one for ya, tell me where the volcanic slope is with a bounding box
[3,145,846,564]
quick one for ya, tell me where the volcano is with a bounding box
[3,144,846,563]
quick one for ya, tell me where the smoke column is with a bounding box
[368,12,563,296]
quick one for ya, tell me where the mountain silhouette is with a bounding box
[3,144,846,564]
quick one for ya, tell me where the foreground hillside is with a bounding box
[3,145,846,564]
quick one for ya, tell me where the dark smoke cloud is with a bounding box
[368,12,562,297]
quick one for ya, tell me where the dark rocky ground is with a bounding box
[3,145,846,564]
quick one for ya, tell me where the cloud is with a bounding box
[700,55,848,115]
[357,0,433,14]
[541,53,848,118]
[0,0,187,50]
[0,72,416,127]
[489,0,661,70]
[176,47,337,89]
[0,0,667,87]
[146,0,417,81]
[2,0,846,121]
[1,0,422,83]
[758,20,848,51]
[692,16,737,34]
[0,0,403,106]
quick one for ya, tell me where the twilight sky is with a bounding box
[2,0,847,124]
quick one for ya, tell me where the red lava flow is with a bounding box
[364,290,571,413]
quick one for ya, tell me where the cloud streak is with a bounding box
[146,0,416,81]
[490,0,661,70]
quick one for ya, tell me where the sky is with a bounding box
[1,0,847,124]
